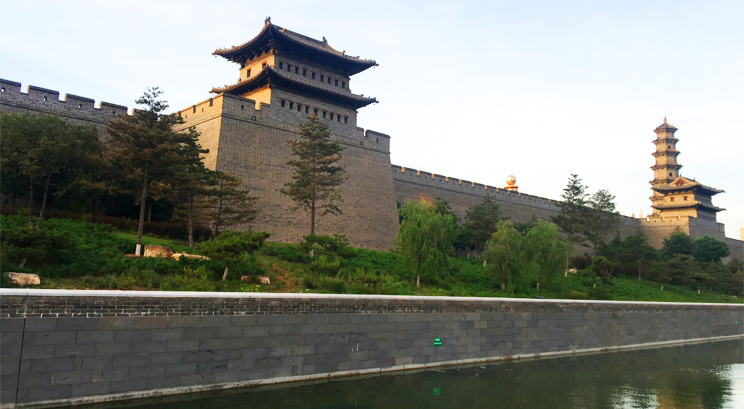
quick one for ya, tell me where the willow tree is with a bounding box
[281,115,346,237]
[395,199,457,288]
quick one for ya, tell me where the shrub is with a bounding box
[262,245,311,263]
[300,234,355,259]
[310,255,341,276]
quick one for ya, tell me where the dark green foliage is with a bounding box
[300,234,355,259]
[588,256,616,288]
[0,215,131,277]
[551,175,621,250]
[281,115,346,236]
[197,230,270,280]
[461,194,503,253]
[693,235,730,263]
[0,113,100,224]
[662,228,695,258]
[262,245,312,263]
[598,233,658,280]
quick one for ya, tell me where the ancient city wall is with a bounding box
[0,79,129,134]
[1,289,742,408]
[392,165,641,238]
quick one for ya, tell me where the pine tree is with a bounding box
[206,171,258,237]
[281,115,346,237]
[462,194,503,254]
[551,174,589,246]
[105,87,204,255]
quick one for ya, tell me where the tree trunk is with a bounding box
[660,284,664,291]
[37,172,52,227]
[135,171,148,256]
[222,264,229,281]
[536,275,540,291]
[501,272,505,290]
[309,201,316,258]
[147,203,152,223]
[416,274,420,288]
[187,195,194,247]
[28,177,34,227]
[638,267,642,281]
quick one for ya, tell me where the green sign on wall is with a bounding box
[433,338,442,346]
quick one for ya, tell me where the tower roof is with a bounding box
[654,117,678,133]
[651,176,724,196]
[213,18,377,76]
[211,66,377,110]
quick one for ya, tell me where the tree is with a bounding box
[662,228,695,258]
[551,174,590,246]
[0,113,100,226]
[395,199,457,288]
[172,165,213,247]
[523,221,574,292]
[483,220,524,291]
[197,230,269,280]
[585,189,622,249]
[205,171,258,238]
[599,232,657,281]
[281,115,346,238]
[588,256,616,288]
[105,88,203,255]
[462,194,503,254]
[693,235,729,263]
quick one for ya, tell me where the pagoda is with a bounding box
[648,118,725,222]
[210,17,377,134]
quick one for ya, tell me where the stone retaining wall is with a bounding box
[1,289,742,408]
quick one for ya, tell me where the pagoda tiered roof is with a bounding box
[651,201,725,213]
[652,177,724,196]
[213,19,377,76]
[211,66,377,110]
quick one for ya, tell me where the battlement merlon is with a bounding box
[0,78,131,115]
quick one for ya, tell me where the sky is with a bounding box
[2,0,742,239]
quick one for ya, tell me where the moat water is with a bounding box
[84,339,743,409]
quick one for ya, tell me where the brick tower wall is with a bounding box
[177,93,399,251]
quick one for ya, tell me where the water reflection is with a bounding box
[86,339,743,409]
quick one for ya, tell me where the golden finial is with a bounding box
[664,116,667,124]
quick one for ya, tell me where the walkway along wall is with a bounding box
[1,289,742,408]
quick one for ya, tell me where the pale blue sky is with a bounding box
[2,0,742,239]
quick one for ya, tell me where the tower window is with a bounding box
[303,69,307,77]
[669,172,673,177]
[305,106,309,114]
[322,111,327,118]
[341,81,345,89]
[295,67,299,74]
[337,115,341,122]
[344,116,348,124]
[297,104,301,112]
[246,69,251,77]
[287,64,292,72]
[312,72,316,79]
[281,100,286,108]
[330,113,334,120]
[241,105,244,110]
[670,197,675,202]
[327,77,331,84]
[289,102,294,110]
[279,62,283,69]
[684,196,688,201]
[335,79,339,86]
[314,108,319,115]
[320,75,325,82]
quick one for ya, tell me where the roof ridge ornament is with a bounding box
[265,16,271,25]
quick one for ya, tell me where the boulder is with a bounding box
[257,275,271,285]
[172,253,209,261]
[143,245,173,259]
[8,272,40,286]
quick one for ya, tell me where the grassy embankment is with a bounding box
[0,216,740,303]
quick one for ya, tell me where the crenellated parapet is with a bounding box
[0,79,130,128]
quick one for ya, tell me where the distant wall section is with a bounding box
[0,79,129,135]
